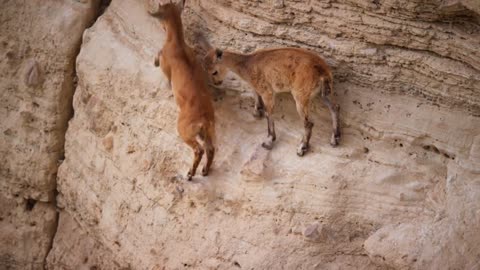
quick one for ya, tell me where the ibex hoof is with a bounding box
[297,143,309,156]
[253,109,265,119]
[201,167,209,177]
[261,141,274,150]
[186,172,193,181]
[330,133,340,147]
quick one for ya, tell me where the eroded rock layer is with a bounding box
[185,0,480,117]
[0,0,99,268]
[47,0,480,269]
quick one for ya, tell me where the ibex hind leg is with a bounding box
[253,92,265,119]
[185,139,204,181]
[196,125,215,177]
[293,92,313,156]
[322,96,340,147]
[201,137,215,177]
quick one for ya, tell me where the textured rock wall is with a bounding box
[45,0,480,269]
[184,0,480,117]
[0,1,100,268]
[46,212,127,270]
[0,0,475,269]
[181,2,480,268]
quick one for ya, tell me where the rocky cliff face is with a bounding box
[2,0,479,269]
[0,1,99,269]
[184,0,480,117]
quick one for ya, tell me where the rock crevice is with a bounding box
[0,0,103,268]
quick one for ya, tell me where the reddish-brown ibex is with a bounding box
[200,38,340,156]
[151,1,215,180]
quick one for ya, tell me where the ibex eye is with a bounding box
[212,71,218,76]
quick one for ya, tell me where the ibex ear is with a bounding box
[215,49,223,60]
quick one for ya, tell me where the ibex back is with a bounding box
[200,39,340,156]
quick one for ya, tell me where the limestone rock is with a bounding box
[184,0,480,116]
[364,162,480,270]
[0,0,474,269]
[46,211,128,270]
[303,222,331,242]
[0,0,100,201]
[23,59,44,88]
[0,192,57,270]
[48,0,480,269]
[0,0,100,268]
[240,145,270,182]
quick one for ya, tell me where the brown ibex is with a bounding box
[150,1,215,180]
[200,38,340,156]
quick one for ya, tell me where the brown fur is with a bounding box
[152,2,215,179]
[202,43,340,156]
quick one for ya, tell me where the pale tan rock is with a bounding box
[23,59,43,88]
[41,0,480,269]
[46,211,128,270]
[240,145,270,182]
[0,0,100,201]
[0,0,100,268]
[365,162,480,270]
[0,192,57,270]
[184,0,480,116]
[303,222,330,242]
[102,134,114,152]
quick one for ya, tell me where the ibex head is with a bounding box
[147,0,185,18]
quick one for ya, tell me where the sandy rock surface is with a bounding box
[0,0,478,269]
[45,0,480,269]
[0,0,99,268]
[46,211,128,270]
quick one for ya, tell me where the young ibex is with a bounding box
[200,39,340,156]
[150,1,215,180]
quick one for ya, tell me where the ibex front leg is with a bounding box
[293,93,313,156]
[260,92,276,150]
[253,92,265,119]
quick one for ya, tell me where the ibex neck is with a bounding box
[222,51,250,79]
[164,12,185,45]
